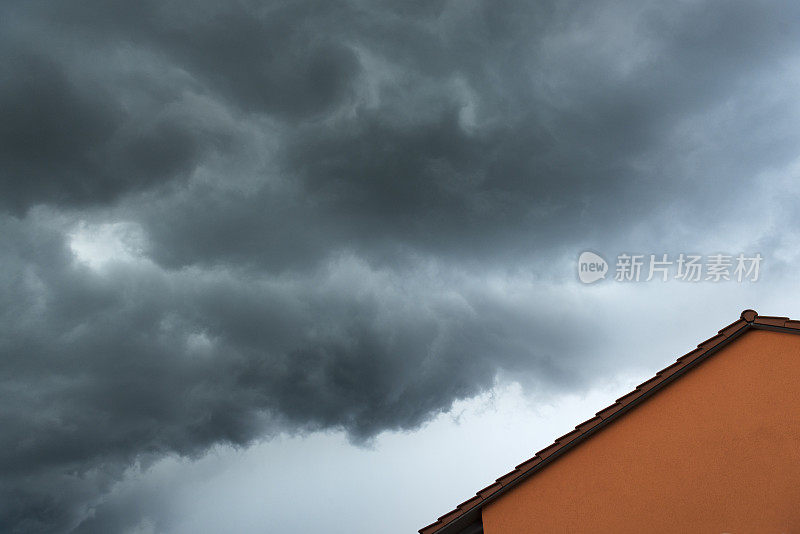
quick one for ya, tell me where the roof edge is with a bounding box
[420,309,800,534]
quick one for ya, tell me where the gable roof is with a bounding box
[420,309,800,534]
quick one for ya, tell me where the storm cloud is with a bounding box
[2,0,800,532]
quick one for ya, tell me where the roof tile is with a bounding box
[636,375,661,394]
[615,389,644,406]
[555,428,583,443]
[495,469,524,486]
[456,496,482,512]
[677,348,704,363]
[754,316,788,327]
[655,361,683,378]
[717,318,748,337]
[697,334,724,348]
[535,442,563,459]
[515,455,543,470]
[680,348,709,365]
[476,482,501,498]
[595,402,623,420]
[436,509,464,523]
[575,416,603,432]
[740,309,757,322]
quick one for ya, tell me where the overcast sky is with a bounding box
[3,1,800,532]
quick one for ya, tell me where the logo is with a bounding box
[576,251,762,283]
[578,251,608,284]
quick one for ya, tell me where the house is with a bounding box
[420,310,800,533]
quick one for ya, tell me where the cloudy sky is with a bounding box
[3,1,800,532]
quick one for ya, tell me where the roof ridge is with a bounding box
[420,309,800,534]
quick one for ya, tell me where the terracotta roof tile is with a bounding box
[476,482,501,498]
[655,361,683,378]
[555,428,583,443]
[595,402,623,420]
[753,315,789,327]
[575,416,603,432]
[419,309,799,534]
[679,348,707,365]
[514,455,543,470]
[697,334,725,348]
[717,318,748,337]
[740,309,757,322]
[676,345,705,364]
[635,375,662,393]
[495,469,525,486]
[535,441,563,460]
[456,496,483,512]
[436,509,464,523]
[615,389,645,406]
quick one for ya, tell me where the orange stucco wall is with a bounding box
[482,329,800,534]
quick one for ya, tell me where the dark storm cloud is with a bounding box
[0,213,594,531]
[0,47,231,213]
[132,0,800,270]
[3,0,800,531]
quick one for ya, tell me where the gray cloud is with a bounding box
[2,0,800,532]
[0,212,602,531]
